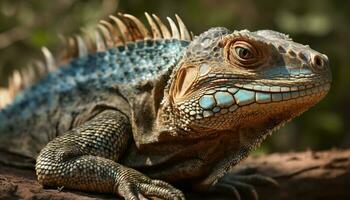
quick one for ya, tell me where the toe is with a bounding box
[213,182,242,200]
[235,174,279,187]
[225,181,258,200]
[139,183,185,200]
[118,183,140,200]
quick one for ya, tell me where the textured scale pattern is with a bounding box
[0,39,188,124]
[36,110,131,186]
[0,12,332,200]
[36,110,184,199]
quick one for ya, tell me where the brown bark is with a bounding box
[0,149,349,200]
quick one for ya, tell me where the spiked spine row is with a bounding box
[0,12,193,108]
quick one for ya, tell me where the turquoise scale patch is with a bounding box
[214,92,234,107]
[213,107,221,113]
[234,89,255,106]
[256,92,271,103]
[282,92,291,100]
[199,95,216,109]
[272,93,283,101]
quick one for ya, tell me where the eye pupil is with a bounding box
[236,47,252,59]
[242,49,249,57]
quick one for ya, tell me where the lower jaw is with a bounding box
[192,84,330,131]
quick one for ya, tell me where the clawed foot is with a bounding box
[210,167,278,200]
[116,167,185,200]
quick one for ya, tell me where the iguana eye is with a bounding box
[235,46,254,60]
[232,41,256,61]
[224,40,266,69]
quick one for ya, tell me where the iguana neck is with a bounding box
[125,60,182,146]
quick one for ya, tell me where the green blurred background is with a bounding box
[0,0,349,153]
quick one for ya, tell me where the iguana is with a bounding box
[0,12,331,200]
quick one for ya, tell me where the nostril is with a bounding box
[312,54,327,70]
[315,56,322,66]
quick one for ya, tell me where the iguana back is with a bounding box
[0,13,189,159]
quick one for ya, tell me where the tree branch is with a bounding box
[0,150,349,199]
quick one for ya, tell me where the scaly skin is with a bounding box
[0,13,331,200]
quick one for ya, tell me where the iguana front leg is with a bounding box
[35,110,184,200]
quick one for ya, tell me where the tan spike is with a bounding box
[145,12,161,39]
[190,31,195,40]
[67,37,78,59]
[23,66,36,88]
[94,30,107,52]
[175,14,191,40]
[19,65,32,89]
[33,60,47,76]
[58,34,67,46]
[100,20,114,33]
[75,35,88,58]
[41,47,56,71]
[30,66,40,82]
[109,15,132,42]
[9,70,22,96]
[119,14,143,41]
[14,70,23,90]
[57,34,70,63]
[100,20,123,45]
[0,88,11,108]
[152,14,171,39]
[123,14,151,39]
[97,23,114,48]
[167,17,180,39]
[58,34,67,51]
[82,29,96,53]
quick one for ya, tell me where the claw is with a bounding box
[214,182,242,200]
[137,193,147,200]
[235,174,279,187]
[118,183,139,200]
[139,182,184,200]
[116,173,184,200]
[212,172,278,200]
[226,181,259,200]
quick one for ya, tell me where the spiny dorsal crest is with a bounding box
[0,12,193,108]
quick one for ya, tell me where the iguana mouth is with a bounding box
[175,82,330,121]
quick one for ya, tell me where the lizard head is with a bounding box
[167,27,331,143]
